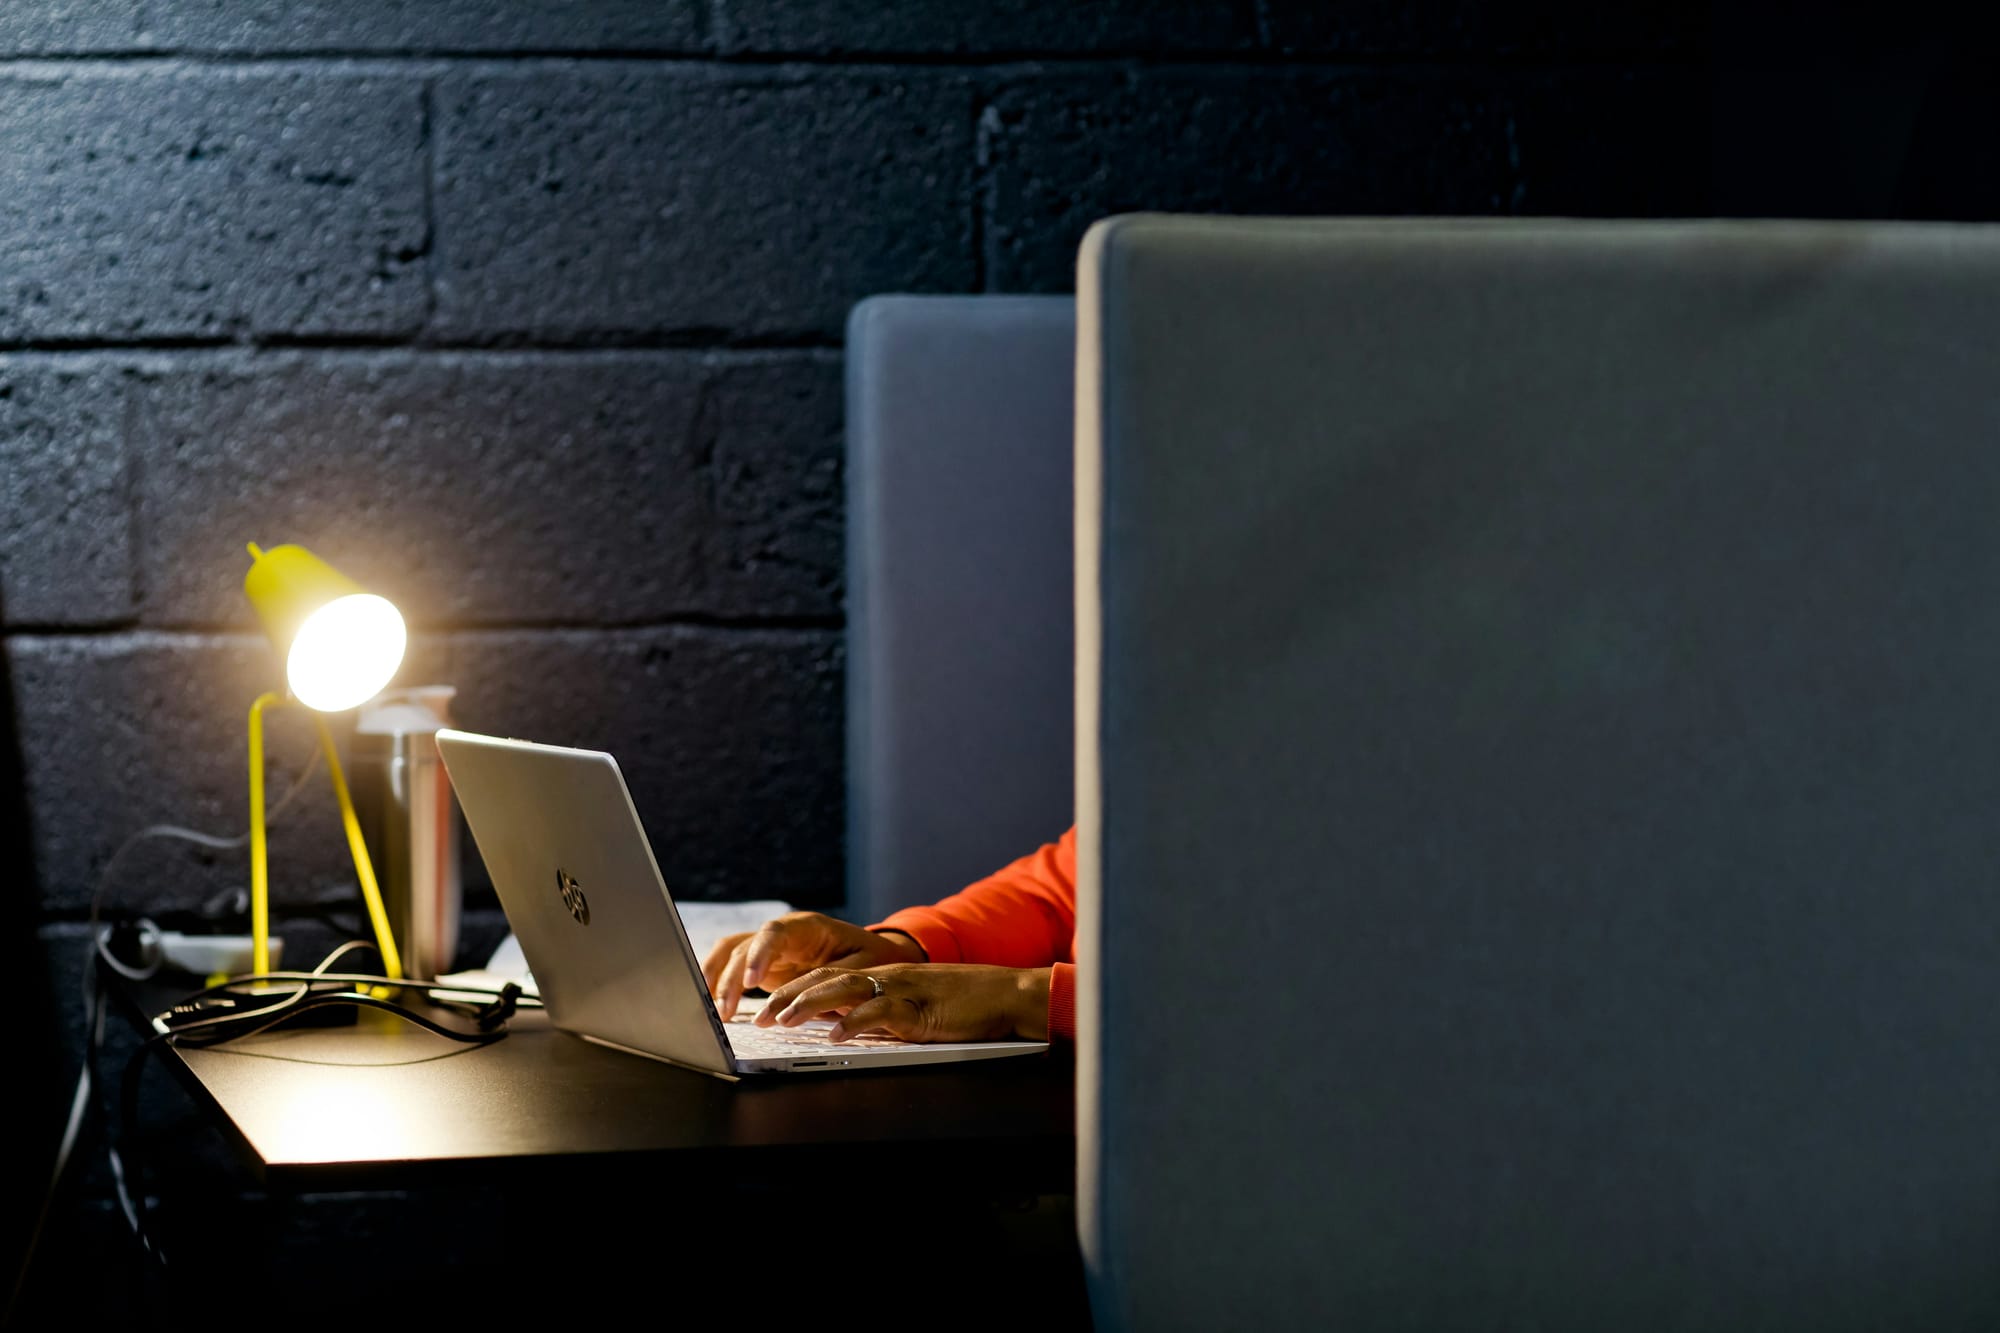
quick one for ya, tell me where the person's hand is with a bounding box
[756,961,1051,1043]
[701,912,926,1021]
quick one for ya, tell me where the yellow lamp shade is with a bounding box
[243,543,407,711]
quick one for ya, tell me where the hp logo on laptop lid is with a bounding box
[556,867,589,924]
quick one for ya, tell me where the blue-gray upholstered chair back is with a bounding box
[844,295,1076,924]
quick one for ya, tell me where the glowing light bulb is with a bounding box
[284,592,407,711]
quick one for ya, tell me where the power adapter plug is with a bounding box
[156,931,283,978]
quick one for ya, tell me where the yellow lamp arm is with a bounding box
[246,694,405,982]
[247,691,281,976]
[315,714,404,981]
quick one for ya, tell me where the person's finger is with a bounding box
[743,918,809,990]
[754,954,823,992]
[757,968,828,1024]
[715,940,752,1022]
[768,970,876,1026]
[754,967,804,1024]
[756,963,865,1024]
[701,932,751,998]
[827,997,914,1042]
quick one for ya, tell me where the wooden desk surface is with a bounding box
[120,981,1076,1193]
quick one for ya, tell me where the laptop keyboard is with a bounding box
[722,1013,911,1058]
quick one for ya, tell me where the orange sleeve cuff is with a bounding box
[868,907,964,964]
[1047,963,1076,1043]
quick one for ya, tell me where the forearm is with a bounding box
[1011,966,1053,1042]
[870,927,927,962]
[873,935,1064,1042]
[870,829,1078,968]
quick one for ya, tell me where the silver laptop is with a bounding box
[434,728,1050,1077]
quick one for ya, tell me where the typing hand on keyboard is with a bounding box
[703,911,927,1022]
[722,1011,909,1058]
[755,962,1053,1043]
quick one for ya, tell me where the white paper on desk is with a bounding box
[671,899,794,966]
[429,931,538,1002]
[485,931,529,978]
[434,900,794,1004]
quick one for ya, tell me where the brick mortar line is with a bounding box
[418,76,439,335]
[0,332,852,352]
[37,903,584,931]
[0,51,1700,76]
[0,341,847,361]
[38,903,510,928]
[120,383,146,624]
[970,94,991,293]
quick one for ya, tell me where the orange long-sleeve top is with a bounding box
[869,826,1078,1042]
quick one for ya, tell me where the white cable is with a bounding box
[92,917,161,984]
[311,939,377,974]
[84,750,323,999]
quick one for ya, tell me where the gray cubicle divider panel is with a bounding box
[1077,214,2000,1332]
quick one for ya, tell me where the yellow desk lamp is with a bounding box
[242,542,407,981]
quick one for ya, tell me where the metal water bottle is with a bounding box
[351,685,462,980]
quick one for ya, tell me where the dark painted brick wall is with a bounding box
[0,6,1719,930]
[2,0,1736,1318]
[434,68,977,340]
[0,70,430,339]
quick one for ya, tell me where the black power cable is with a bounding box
[157,984,519,1047]
[115,1035,171,1273]
[98,950,521,1290]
